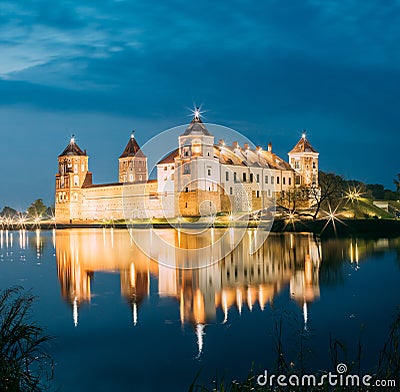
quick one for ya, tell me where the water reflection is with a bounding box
[0,228,54,260]
[54,229,322,332]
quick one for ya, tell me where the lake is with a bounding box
[0,228,399,391]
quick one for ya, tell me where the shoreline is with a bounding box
[2,218,400,238]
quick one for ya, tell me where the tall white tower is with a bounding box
[174,108,221,216]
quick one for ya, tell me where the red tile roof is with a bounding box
[120,135,145,158]
[59,141,86,157]
[289,136,318,154]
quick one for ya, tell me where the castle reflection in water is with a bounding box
[54,229,322,331]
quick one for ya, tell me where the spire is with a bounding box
[289,131,318,154]
[181,105,212,136]
[193,107,201,121]
[59,134,86,157]
[119,132,145,158]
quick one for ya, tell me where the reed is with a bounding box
[0,287,54,391]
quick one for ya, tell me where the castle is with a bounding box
[55,110,319,223]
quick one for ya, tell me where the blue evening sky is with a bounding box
[0,0,399,209]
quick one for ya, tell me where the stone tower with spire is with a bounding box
[174,108,221,216]
[288,132,319,187]
[118,132,148,183]
[55,136,91,223]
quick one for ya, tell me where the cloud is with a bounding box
[0,0,399,207]
[1,0,400,87]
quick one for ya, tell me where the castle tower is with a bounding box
[119,132,147,183]
[175,108,221,216]
[55,135,91,223]
[288,132,319,187]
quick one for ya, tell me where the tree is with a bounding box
[46,205,55,218]
[27,199,47,218]
[309,171,344,219]
[0,206,17,218]
[277,186,309,214]
[395,173,400,192]
[366,183,385,199]
[0,287,54,391]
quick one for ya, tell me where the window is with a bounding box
[283,177,286,185]
[313,162,316,169]
[207,167,211,176]
[230,187,233,195]
[276,177,280,184]
[164,166,168,171]
[249,173,253,182]
[81,164,85,172]
[192,142,201,154]
[295,176,301,185]
[295,161,300,169]
[226,171,229,181]
[256,174,260,183]
[271,176,274,184]
[265,175,268,184]
[243,173,247,182]
[234,172,237,182]
[74,164,78,174]
[185,202,188,208]
[74,175,79,186]
[183,164,190,174]
[289,178,292,186]
[256,190,260,198]
[129,174,133,182]
[185,187,189,192]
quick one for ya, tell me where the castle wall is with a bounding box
[62,181,165,222]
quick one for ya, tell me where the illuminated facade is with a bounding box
[55,112,319,223]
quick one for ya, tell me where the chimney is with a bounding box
[268,142,272,152]
[244,143,249,150]
[218,139,225,146]
[232,141,239,149]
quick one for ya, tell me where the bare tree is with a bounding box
[309,171,344,219]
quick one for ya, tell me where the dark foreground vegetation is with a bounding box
[0,287,53,391]
[189,312,400,391]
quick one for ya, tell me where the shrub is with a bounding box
[0,287,54,391]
